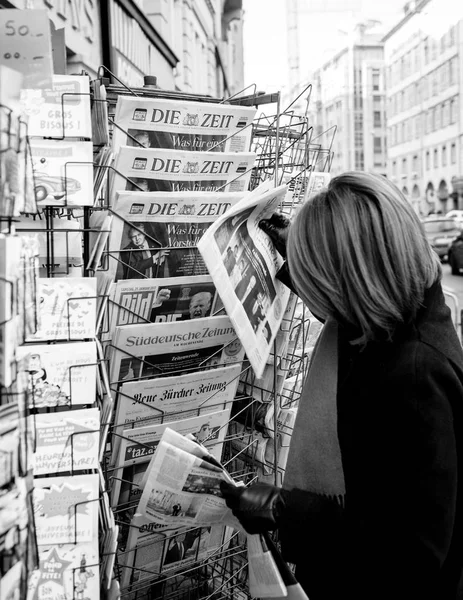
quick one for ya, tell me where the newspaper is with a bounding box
[110,409,231,512]
[99,191,244,282]
[109,315,244,385]
[198,182,291,378]
[111,147,255,195]
[111,363,242,461]
[103,274,218,342]
[136,427,237,529]
[113,96,256,153]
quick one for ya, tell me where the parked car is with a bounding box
[422,217,462,261]
[446,209,463,222]
[447,233,463,274]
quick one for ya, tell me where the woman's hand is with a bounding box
[259,212,291,258]
[220,481,286,534]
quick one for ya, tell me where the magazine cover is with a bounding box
[27,541,99,600]
[198,182,291,378]
[111,409,230,510]
[113,96,256,153]
[27,277,97,342]
[30,140,93,207]
[109,315,244,385]
[32,474,99,546]
[17,216,83,277]
[20,74,92,139]
[103,191,243,281]
[104,275,218,341]
[17,341,97,408]
[112,147,255,194]
[31,408,100,475]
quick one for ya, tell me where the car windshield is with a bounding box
[423,220,459,233]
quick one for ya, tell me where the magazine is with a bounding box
[32,473,99,545]
[27,277,97,342]
[31,407,100,475]
[113,96,256,153]
[111,409,231,511]
[104,275,218,341]
[284,169,331,208]
[27,541,99,600]
[16,341,97,408]
[20,74,92,139]
[111,147,255,195]
[30,140,94,207]
[17,216,84,277]
[109,315,244,385]
[101,190,243,281]
[198,182,291,378]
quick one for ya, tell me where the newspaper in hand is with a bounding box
[198,181,292,378]
[111,147,255,195]
[136,427,239,529]
[99,191,244,282]
[113,96,256,153]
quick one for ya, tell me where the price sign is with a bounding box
[0,9,53,90]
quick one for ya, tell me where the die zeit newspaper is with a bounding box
[108,315,245,386]
[198,181,291,378]
[104,191,244,282]
[111,147,255,195]
[112,95,256,153]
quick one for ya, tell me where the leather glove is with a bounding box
[220,481,286,534]
[259,212,291,259]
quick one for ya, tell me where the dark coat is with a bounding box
[280,281,463,600]
[121,242,169,280]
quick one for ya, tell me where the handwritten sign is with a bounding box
[0,9,53,89]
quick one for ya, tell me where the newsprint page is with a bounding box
[198,182,291,378]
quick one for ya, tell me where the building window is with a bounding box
[450,98,456,123]
[412,155,419,172]
[374,137,382,154]
[373,111,382,127]
[443,101,449,127]
[433,148,438,168]
[402,157,407,175]
[435,105,441,130]
[415,114,421,138]
[426,150,430,170]
[392,160,397,176]
[432,106,437,131]
[442,146,447,167]
[372,69,380,91]
[451,143,457,164]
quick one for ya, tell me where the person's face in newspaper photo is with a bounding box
[135,178,150,192]
[224,338,242,358]
[133,130,150,148]
[128,224,148,249]
[188,292,212,319]
[195,423,211,444]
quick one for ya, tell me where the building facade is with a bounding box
[383,0,463,215]
[310,28,387,177]
[0,0,245,97]
[139,0,245,96]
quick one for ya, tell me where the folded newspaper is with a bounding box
[111,147,255,195]
[112,95,256,153]
[197,181,292,378]
[135,427,239,529]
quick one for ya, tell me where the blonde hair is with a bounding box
[287,172,441,344]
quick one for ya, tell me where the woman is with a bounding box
[221,172,463,600]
